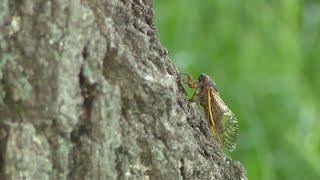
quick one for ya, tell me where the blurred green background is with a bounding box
[154,1,320,179]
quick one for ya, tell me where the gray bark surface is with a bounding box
[0,0,247,179]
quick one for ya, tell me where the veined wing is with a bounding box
[208,89,239,151]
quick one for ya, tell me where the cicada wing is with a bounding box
[206,89,220,143]
[211,91,239,151]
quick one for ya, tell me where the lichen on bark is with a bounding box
[0,0,247,179]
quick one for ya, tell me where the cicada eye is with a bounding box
[198,73,206,81]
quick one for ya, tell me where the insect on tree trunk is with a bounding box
[0,0,247,179]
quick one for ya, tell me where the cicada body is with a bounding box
[184,73,239,151]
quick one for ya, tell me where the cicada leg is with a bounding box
[180,73,201,102]
[180,73,198,89]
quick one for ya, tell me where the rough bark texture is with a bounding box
[0,0,247,179]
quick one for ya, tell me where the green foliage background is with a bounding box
[154,1,320,179]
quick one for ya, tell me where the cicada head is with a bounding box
[198,73,219,92]
[198,73,208,82]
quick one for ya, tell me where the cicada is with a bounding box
[183,73,239,151]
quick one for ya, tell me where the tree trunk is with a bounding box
[0,0,247,179]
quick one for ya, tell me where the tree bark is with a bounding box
[0,0,247,179]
